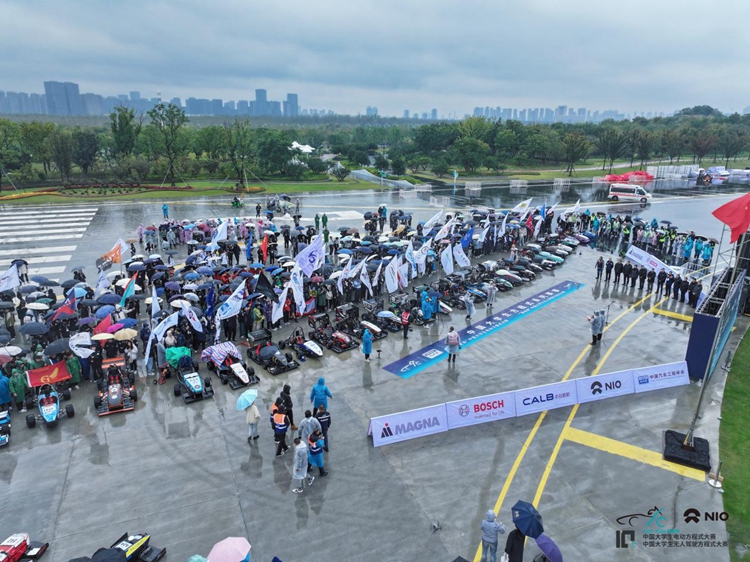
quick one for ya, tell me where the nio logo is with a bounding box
[591,381,603,395]
[683,509,700,524]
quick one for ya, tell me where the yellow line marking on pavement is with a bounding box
[530,297,669,511]
[653,308,693,322]
[472,292,655,562]
[562,427,705,481]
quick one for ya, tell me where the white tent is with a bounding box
[290,141,315,154]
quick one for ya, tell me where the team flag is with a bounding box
[52,294,77,321]
[119,273,138,307]
[712,192,750,243]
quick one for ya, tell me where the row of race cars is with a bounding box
[0,531,165,562]
[3,231,587,436]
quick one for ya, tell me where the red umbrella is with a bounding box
[106,322,125,334]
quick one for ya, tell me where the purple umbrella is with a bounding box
[77,317,97,326]
[165,281,181,291]
[535,534,562,562]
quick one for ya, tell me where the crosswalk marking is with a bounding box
[0,215,96,225]
[0,227,88,238]
[0,255,72,267]
[0,207,97,216]
[0,234,85,243]
[0,245,77,257]
[28,266,67,275]
[0,223,91,233]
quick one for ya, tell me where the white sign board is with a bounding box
[370,404,448,447]
[633,361,689,393]
[445,391,516,429]
[514,380,578,417]
[624,246,674,274]
[575,369,635,404]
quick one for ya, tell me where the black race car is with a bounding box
[95,366,137,416]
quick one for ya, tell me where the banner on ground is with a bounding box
[575,368,634,404]
[514,380,578,417]
[633,361,689,393]
[624,246,674,274]
[445,391,516,429]
[369,403,448,447]
[26,360,71,388]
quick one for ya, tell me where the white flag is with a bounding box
[295,233,325,276]
[69,332,94,359]
[571,199,581,214]
[337,259,352,294]
[434,217,455,241]
[153,311,180,341]
[208,220,229,251]
[405,240,417,279]
[216,280,246,320]
[548,202,559,216]
[398,263,410,289]
[372,262,383,287]
[477,224,491,244]
[181,304,203,332]
[272,286,289,324]
[360,264,374,297]
[0,265,20,293]
[384,257,399,293]
[423,210,443,231]
[290,263,306,313]
[440,244,454,275]
[95,269,111,295]
[533,217,542,239]
[348,259,366,280]
[150,284,161,319]
[453,244,471,268]
[512,198,533,213]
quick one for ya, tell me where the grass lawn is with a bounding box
[719,332,750,561]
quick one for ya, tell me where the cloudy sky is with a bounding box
[2,0,749,117]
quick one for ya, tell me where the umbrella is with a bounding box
[80,299,98,307]
[235,388,259,411]
[77,317,97,326]
[66,287,88,298]
[43,338,70,356]
[171,299,190,309]
[165,281,181,291]
[247,263,264,269]
[258,346,280,360]
[91,333,114,341]
[377,310,398,319]
[0,345,24,357]
[127,263,146,272]
[512,500,544,539]
[27,302,49,311]
[184,272,201,281]
[535,534,562,562]
[60,279,79,290]
[208,537,251,562]
[97,293,121,305]
[113,328,138,341]
[106,323,125,334]
[19,285,39,294]
[0,335,9,345]
[95,305,116,319]
[19,322,49,336]
[0,302,13,310]
[183,293,200,302]
[197,266,214,275]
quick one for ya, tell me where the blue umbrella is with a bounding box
[535,534,562,562]
[387,249,400,255]
[184,272,200,281]
[66,287,88,298]
[197,266,213,275]
[152,272,166,281]
[95,305,115,319]
[97,293,121,305]
[127,263,146,272]
[30,275,50,284]
[246,292,262,299]
[154,265,170,271]
[236,388,259,411]
[77,317,96,326]
[512,500,544,539]
[264,266,277,272]
[197,282,214,291]
[337,249,353,255]
[247,263,264,269]
[19,285,39,294]
[270,268,283,276]
[238,271,254,278]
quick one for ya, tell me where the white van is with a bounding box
[608,183,652,203]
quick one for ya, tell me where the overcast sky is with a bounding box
[2,0,749,117]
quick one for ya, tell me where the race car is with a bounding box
[247,343,300,375]
[0,533,48,562]
[26,385,74,429]
[109,532,165,562]
[94,366,137,416]
[0,411,10,447]
[278,327,325,360]
[201,342,259,390]
[173,356,214,403]
[308,313,359,353]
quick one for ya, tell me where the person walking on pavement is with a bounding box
[314,404,331,451]
[307,429,328,477]
[361,327,373,362]
[272,404,291,457]
[292,437,314,494]
[297,409,321,444]
[162,203,169,219]
[446,326,461,365]
[310,376,332,410]
[280,383,297,430]
[480,510,506,562]
[245,400,260,443]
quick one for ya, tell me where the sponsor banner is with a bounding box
[624,246,674,275]
[576,369,635,404]
[446,391,516,429]
[369,404,448,447]
[633,361,689,393]
[384,281,582,379]
[514,380,578,417]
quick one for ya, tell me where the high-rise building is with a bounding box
[283,93,299,117]
[403,110,410,119]
[365,106,378,117]
[44,81,84,115]
[237,100,249,115]
[254,89,268,116]
[81,93,104,115]
[224,100,236,115]
[170,97,182,108]
[431,108,438,120]
[211,99,224,115]
[129,91,140,101]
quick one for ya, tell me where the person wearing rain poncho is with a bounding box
[588,309,605,346]
[421,291,433,321]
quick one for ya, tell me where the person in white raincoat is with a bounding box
[292,437,314,494]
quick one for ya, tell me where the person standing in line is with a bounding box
[679,276,690,303]
[646,268,656,292]
[273,404,291,457]
[604,258,614,283]
[321,213,328,230]
[486,281,497,310]
[361,328,373,363]
[446,327,461,365]
[656,269,667,295]
[310,376,332,410]
[280,384,297,430]
[613,259,623,285]
[672,274,682,300]
[314,214,321,232]
[480,510,506,562]
[638,266,647,290]
[246,400,260,444]
[162,203,169,219]
[292,437,314,494]
[595,257,604,280]
[314,404,331,452]
[629,264,638,288]
[307,429,328,477]
[9,369,28,412]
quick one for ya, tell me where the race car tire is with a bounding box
[220,374,228,385]
[193,361,200,371]
[205,377,212,388]
[173,384,181,397]
[25,396,35,409]
[26,414,36,428]
[247,366,255,378]
[94,396,102,409]
[130,389,138,402]
[62,389,72,401]
[285,352,293,363]
[278,340,286,350]
[65,404,75,418]
[207,362,215,371]
[45,419,57,429]
[165,369,172,378]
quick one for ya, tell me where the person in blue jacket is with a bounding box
[421,291,433,321]
[0,373,10,411]
[361,328,373,362]
[310,377,332,409]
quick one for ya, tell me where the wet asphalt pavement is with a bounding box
[0,186,742,562]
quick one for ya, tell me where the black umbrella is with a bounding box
[19,322,49,336]
[0,302,14,310]
[0,335,10,345]
[43,338,70,356]
[259,346,280,360]
[71,266,85,272]
[97,293,121,305]
[60,279,79,290]
[80,298,98,307]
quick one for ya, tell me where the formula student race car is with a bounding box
[0,411,10,447]
[278,327,325,360]
[173,356,214,403]
[0,533,48,562]
[94,366,137,416]
[247,343,300,375]
[108,532,166,562]
[308,313,359,353]
[202,342,259,389]
[26,384,74,429]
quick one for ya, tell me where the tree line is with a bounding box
[0,104,748,189]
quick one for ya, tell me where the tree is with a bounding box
[147,103,189,186]
[110,106,142,157]
[688,132,717,165]
[718,128,746,167]
[594,128,626,172]
[635,131,656,169]
[484,155,507,175]
[562,132,590,176]
[194,125,227,161]
[457,116,493,142]
[19,121,55,174]
[676,105,723,117]
[391,158,406,176]
[353,151,371,167]
[0,120,24,190]
[50,130,73,182]
[254,129,292,175]
[330,164,350,182]
[374,154,389,171]
[304,157,329,174]
[413,122,459,153]
[72,129,100,175]
[223,120,254,186]
[660,130,685,163]
[430,157,449,178]
[452,137,489,173]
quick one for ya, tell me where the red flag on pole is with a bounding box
[525,213,534,231]
[26,360,71,387]
[94,315,112,335]
[260,234,269,263]
[712,192,750,244]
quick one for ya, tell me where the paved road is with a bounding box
[0,192,738,562]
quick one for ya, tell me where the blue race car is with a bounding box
[173,357,213,404]
[0,411,10,446]
[26,384,74,429]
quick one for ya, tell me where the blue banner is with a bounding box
[384,280,583,379]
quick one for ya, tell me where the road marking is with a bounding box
[0,227,88,238]
[472,292,655,562]
[0,245,77,257]
[563,427,704,481]
[0,222,92,233]
[0,234,84,243]
[0,255,72,267]
[0,207,97,215]
[28,266,66,275]
[0,216,95,226]
[653,308,694,322]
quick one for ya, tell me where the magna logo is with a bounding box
[591,380,621,395]
[380,417,440,438]
[474,400,504,412]
[522,393,554,406]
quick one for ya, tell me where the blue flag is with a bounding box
[461,227,474,249]
[206,286,215,319]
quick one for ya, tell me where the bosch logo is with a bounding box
[474,400,505,412]
[458,405,470,417]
